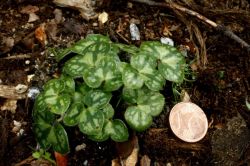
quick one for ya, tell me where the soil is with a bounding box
[0,0,250,166]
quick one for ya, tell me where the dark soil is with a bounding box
[0,0,250,166]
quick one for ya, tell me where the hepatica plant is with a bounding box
[33,34,186,154]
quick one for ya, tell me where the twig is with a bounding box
[0,85,27,99]
[2,54,31,60]
[130,0,250,52]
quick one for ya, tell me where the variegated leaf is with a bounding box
[140,41,185,83]
[78,108,105,135]
[84,90,111,109]
[43,79,65,93]
[60,75,75,93]
[83,67,103,88]
[125,106,152,132]
[108,119,129,142]
[131,53,156,74]
[63,102,85,126]
[102,104,114,119]
[63,55,88,77]
[45,94,71,115]
[47,123,70,154]
[115,43,139,55]
[137,90,165,116]
[33,122,52,150]
[143,71,165,91]
[33,93,47,115]
[122,87,139,104]
[88,122,109,142]
[122,65,144,89]
[85,34,111,43]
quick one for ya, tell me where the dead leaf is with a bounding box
[140,155,151,166]
[35,23,47,47]
[20,5,40,23]
[54,151,67,166]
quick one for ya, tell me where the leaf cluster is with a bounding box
[33,34,186,154]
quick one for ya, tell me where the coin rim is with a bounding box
[169,102,208,143]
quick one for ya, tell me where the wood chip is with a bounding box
[0,85,27,99]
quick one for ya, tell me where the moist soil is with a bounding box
[0,0,250,166]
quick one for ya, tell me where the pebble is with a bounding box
[27,87,40,100]
[130,23,140,41]
[15,84,28,93]
[160,37,174,46]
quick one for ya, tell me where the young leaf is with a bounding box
[78,108,105,135]
[48,123,70,154]
[125,106,152,132]
[84,90,112,109]
[63,102,86,126]
[122,65,144,89]
[140,41,185,83]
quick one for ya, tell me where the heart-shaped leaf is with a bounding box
[47,123,70,154]
[84,90,111,109]
[33,122,52,150]
[122,87,139,104]
[60,75,75,93]
[88,124,109,142]
[115,43,139,55]
[107,119,129,142]
[125,106,152,132]
[130,53,156,74]
[45,94,71,115]
[140,41,185,83]
[78,108,105,135]
[137,90,165,116]
[122,65,144,89]
[143,71,165,91]
[83,67,103,88]
[102,104,114,119]
[63,102,86,126]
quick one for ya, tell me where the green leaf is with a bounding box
[108,119,129,142]
[137,90,165,116]
[143,71,165,91]
[76,83,92,96]
[48,123,70,154]
[140,41,185,83]
[43,79,65,93]
[33,93,47,115]
[63,102,86,126]
[115,43,139,55]
[88,123,109,142]
[33,122,52,150]
[84,90,112,109]
[45,94,71,115]
[122,87,139,104]
[32,151,41,159]
[60,75,75,93]
[125,106,152,132]
[83,67,103,88]
[102,104,114,119]
[63,54,88,77]
[78,108,105,135]
[122,65,144,89]
[131,53,157,74]
[85,34,111,43]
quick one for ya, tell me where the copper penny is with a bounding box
[169,102,208,142]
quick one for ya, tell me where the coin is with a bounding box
[169,102,208,143]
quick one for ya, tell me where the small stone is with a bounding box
[98,12,108,24]
[75,143,87,151]
[27,87,40,100]
[160,37,174,46]
[130,23,140,41]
